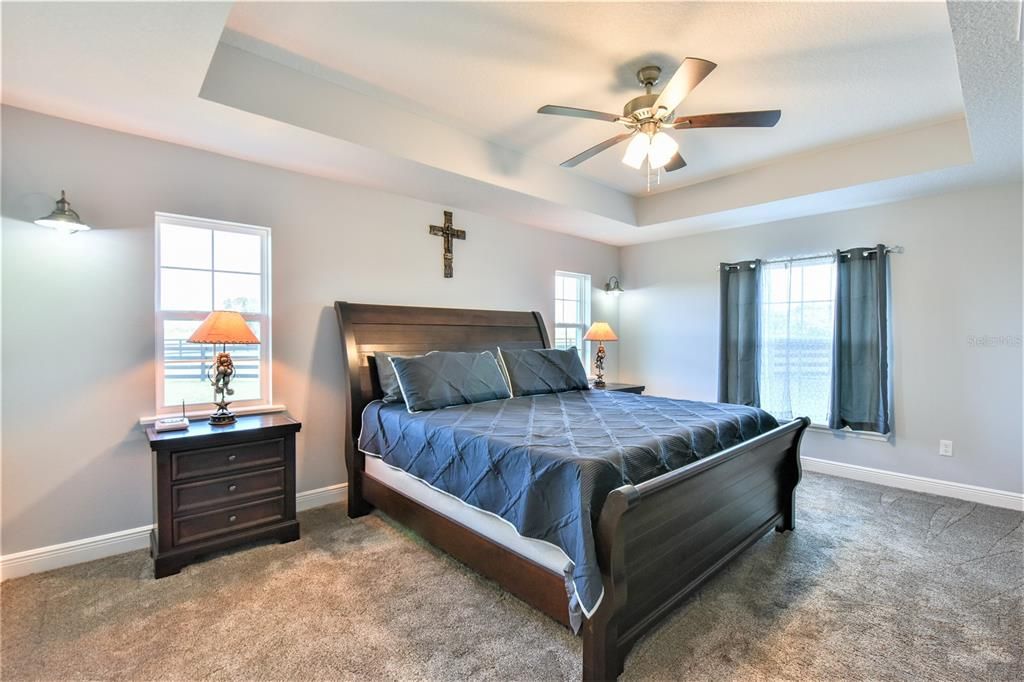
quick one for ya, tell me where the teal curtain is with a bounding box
[718,260,761,406]
[829,245,892,434]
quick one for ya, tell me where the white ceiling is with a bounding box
[225,2,965,196]
[0,2,1019,246]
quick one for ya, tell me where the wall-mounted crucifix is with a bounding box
[428,210,466,278]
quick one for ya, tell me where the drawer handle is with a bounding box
[227,454,237,462]
[228,514,238,523]
[227,484,238,493]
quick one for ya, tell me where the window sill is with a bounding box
[139,403,287,426]
[807,423,892,443]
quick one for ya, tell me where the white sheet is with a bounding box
[363,453,573,575]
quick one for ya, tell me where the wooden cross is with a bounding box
[428,210,466,278]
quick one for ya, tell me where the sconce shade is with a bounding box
[34,190,90,234]
[584,322,619,342]
[188,311,260,345]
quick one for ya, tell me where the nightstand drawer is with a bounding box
[171,438,284,481]
[172,468,285,515]
[173,496,285,546]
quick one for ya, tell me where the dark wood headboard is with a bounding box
[333,302,550,443]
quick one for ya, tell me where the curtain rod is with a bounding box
[717,246,903,271]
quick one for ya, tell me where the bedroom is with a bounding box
[1,1,1021,680]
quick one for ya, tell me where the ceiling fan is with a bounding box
[538,58,780,174]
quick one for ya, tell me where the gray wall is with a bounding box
[0,106,621,554]
[4,103,1021,560]
[619,184,1023,494]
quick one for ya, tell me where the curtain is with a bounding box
[759,255,836,424]
[718,260,761,406]
[829,244,892,434]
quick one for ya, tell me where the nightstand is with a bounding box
[146,413,301,578]
[592,382,646,395]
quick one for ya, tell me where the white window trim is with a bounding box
[153,212,273,416]
[807,423,892,443]
[139,403,287,426]
[554,270,592,366]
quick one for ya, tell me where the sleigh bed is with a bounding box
[334,301,809,681]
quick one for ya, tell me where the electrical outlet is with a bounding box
[939,440,954,457]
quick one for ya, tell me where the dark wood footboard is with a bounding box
[584,417,809,680]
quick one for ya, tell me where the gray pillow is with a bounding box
[498,347,590,397]
[373,352,407,403]
[389,351,512,412]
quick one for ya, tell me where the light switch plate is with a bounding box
[939,440,953,457]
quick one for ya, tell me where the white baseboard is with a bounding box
[296,483,347,511]
[0,483,348,582]
[4,464,1019,583]
[802,456,1024,511]
[0,525,155,583]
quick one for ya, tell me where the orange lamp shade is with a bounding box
[583,322,618,342]
[188,311,260,345]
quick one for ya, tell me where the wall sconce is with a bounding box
[34,190,91,234]
[604,276,624,296]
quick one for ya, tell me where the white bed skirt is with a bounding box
[363,453,573,575]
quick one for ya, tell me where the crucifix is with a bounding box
[428,210,466,278]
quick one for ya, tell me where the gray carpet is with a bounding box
[1,472,1021,681]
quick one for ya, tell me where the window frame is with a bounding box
[554,270,592,367]
[154,212,272,416]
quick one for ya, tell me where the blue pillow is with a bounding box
[497,347,590,397]
[373,352,406,403]
[389,351,512,412]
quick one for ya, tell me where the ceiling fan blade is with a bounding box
[668,110,782,129]
[537,105,622,123]
[561,132,635,167]
[652,58,717,116]
[663,151,687,172]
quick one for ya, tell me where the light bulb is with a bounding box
[622,133,651,169]
[647,132,679,169]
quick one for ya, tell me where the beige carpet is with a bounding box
[2,472,1021,681]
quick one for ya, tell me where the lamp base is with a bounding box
[592,343,607,389]
[208,400,236,426]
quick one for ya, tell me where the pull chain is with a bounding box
[645,161,663,193]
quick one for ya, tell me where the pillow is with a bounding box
[497,347,590,397]
[389,351,512,412]
[373,352,407,403]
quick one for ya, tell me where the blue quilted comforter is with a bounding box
[358,389,778,626]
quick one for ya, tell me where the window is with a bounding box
[554,271,591,366]
[759,255,836,425]
[155,213,271,414]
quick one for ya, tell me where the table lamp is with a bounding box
[188,311,260,425]
[584,322,618,388]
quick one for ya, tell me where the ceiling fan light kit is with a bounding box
[647,132,679,169]
[537,57,782,186]
[622,133,650,169]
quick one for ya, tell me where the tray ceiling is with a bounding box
[226,2,966,195]
[1,2,1017,245]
